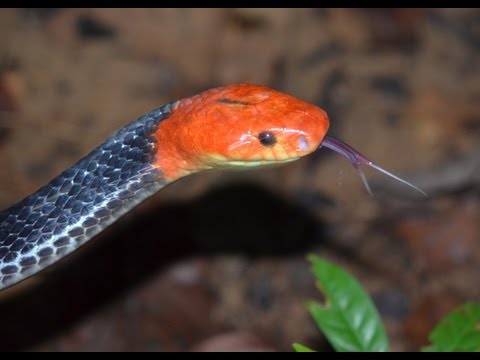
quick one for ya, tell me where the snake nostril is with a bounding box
[298,135,309,151]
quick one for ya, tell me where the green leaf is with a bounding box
[293,343,316,352]
[307,255,389,352]
[422,302,480,352]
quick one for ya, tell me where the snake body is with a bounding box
[0,84,328,290]
[0,102,178,289]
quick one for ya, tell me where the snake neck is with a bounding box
[0,102,177,290]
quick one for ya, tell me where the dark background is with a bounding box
[0,8,479,351]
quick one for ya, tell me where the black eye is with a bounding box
[258,131,277,147]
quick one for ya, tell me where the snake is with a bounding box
[0,84,425,291]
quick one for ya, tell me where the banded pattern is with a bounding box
[0,101,177,289]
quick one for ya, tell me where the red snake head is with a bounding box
[154,84,329,179]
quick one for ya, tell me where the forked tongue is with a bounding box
[320,136,427,197]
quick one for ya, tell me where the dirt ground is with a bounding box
[0,8,479,352]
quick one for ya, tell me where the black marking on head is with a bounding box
[217,98,253,106]
[258,131,277,147]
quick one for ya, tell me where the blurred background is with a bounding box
[0,8,478,351]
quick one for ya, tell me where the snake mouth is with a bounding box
[218,158,300,167]
[206,154,300,168]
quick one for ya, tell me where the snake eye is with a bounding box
[258,131,277,147]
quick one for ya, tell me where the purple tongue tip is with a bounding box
[320,136,427,197]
